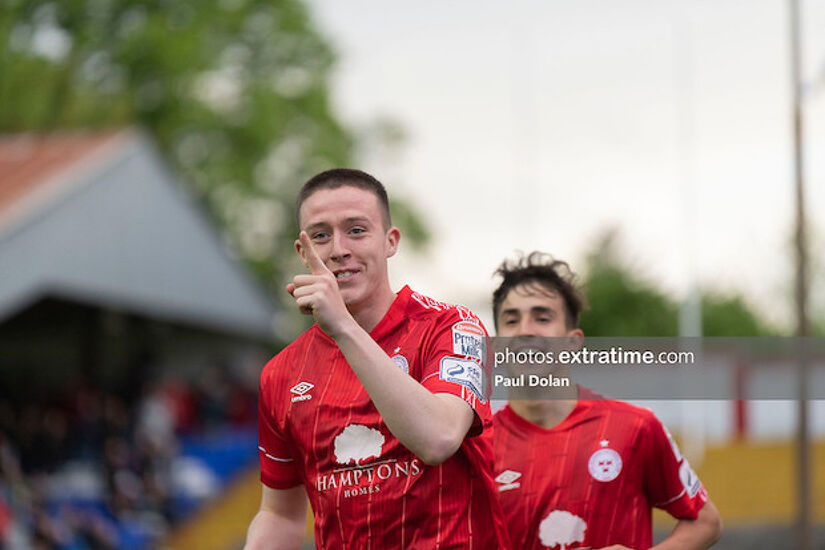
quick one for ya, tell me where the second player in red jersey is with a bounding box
[245,170,510,550]
[490,252,722,550]
[494,394,709,549]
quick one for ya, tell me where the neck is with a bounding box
[509,385,578,429]
[348,281,397,332]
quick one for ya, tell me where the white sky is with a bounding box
[305,0,825,330]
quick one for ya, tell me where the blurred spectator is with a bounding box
[194,364,231,432]
[70,385,106,463]
[135,381,177,455]
[0,358,258,549]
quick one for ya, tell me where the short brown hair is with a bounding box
[492,252,587,330]
[296,168,391,229]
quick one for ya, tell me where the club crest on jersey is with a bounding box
[588,440,622,482]
[391,353,409,374]
[290,381,314,402]
[439,357,485,402]
[495,470,522,492]
[451,320,485,361]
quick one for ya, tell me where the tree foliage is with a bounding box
[700,293,776,337]
[580,259,679,337]
[579,231,778,337]
[579,233,678,337]
[0,0,428,306]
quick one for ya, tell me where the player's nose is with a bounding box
[516,319,538,337]
[329,233,351,261]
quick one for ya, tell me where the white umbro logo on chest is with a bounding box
[290,381,314,403]
[495,470,522,491]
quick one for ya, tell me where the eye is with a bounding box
[350,226,366,235]
[312,231,329,241]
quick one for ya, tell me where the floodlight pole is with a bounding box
[789,0,810,548]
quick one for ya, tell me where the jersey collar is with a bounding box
[310,285,412,344]
[503,385,595,434]
[369,284,413,341]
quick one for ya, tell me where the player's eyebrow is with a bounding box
[530,306,556,317]
[342,216,372,226]
[500,306,555,317]
[304,217,372,233]
[304,221,331,233]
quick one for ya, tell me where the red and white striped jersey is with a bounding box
[258,285,511,549]
[493,391,708,550]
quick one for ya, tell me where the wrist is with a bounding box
[327,314,360,342]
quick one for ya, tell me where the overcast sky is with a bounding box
[305,0,825,329]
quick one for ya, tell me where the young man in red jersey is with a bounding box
[490,252,722,550]
[244,169,510,550]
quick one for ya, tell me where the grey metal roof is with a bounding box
[0,129,277,340]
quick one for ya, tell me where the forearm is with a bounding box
[244,485,308,550]
[334,320,473,464]
[244,509,305,550]
[650,501,722,550]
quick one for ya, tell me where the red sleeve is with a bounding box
[643,413,708,519]
[420,310,492,431]
[258,358,302,489]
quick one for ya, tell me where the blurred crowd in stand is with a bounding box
[0,362,258,549]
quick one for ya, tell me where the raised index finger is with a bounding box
[299,231,328,275]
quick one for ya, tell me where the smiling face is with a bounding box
[297,185,400,316]
[496,282,583,339]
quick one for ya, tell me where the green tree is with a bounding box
[579,230,778,337]
[0,0,428,307]
[579,233,678,337]
[700,293,777,337]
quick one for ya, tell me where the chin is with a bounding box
[340,287,366,310]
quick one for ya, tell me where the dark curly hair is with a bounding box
[492,252,587,331]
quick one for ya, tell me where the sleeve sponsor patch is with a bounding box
[451,320,486,361]
[439,357,485,402]
[678,460,702,498]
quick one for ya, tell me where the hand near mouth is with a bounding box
[287,231,353,338]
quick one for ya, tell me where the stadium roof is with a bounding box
[0,128,276,339]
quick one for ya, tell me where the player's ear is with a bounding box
[294,238,309,269]
[385,226,401,258]
[567,328,584,350]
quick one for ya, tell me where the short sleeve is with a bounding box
[258,362,302,489]
[643,414,708,519]
[420,311,492,431]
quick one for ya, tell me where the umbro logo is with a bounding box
[290,381,314,403]
[495,470,522,492]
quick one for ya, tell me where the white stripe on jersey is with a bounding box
[259,446,293,462]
